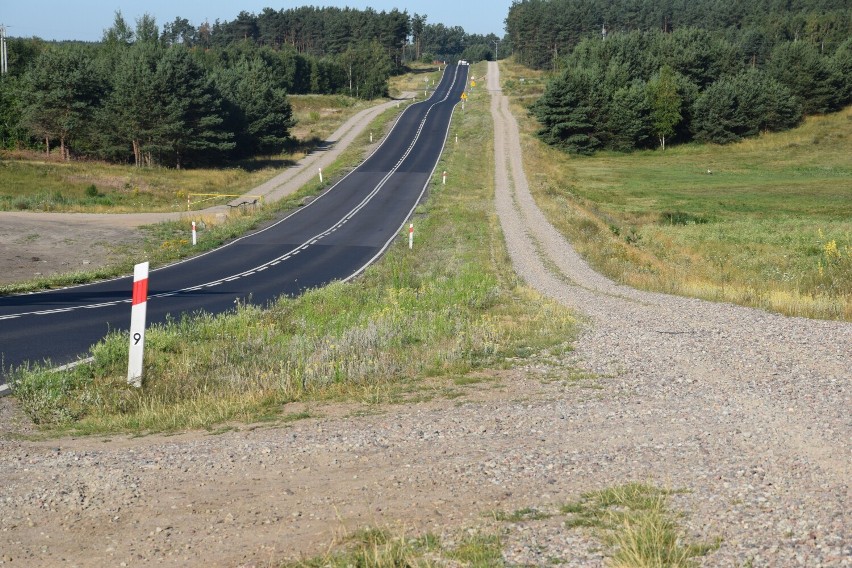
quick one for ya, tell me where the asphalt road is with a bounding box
[0,64,469,387]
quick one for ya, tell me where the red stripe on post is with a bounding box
[132,279,148,306]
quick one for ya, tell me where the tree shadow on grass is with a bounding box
[230,136,328,172]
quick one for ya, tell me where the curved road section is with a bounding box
[0,64,469,384]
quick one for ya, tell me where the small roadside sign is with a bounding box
[461,92,468,100]
[127,262,149,387]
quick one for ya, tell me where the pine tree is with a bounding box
[0,76,29,149]
[215,57,294,157]
[101,42,161,166]
[412,14,426,60]
[691,79,743,143]
[21,47,104,160]
[832,38,852,106]
[691,69,801,144]
[606,80,652,151]
[767,41,841,114]
[150,47,233,168]
[532,69,601,154]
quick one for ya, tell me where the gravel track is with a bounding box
[0,66,847,567]
[488,61,849,565]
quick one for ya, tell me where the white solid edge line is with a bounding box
[0,356,96,397]
[344,65,466,284]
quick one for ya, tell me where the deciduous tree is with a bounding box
[647,65,681,150]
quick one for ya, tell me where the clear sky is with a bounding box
[2,1,511,42]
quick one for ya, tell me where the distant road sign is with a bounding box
[461,92,468,100]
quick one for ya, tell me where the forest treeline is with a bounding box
[192,7,500,64]
[0,7,500,168]
[506,0,852,152]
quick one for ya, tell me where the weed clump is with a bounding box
[561,483,719,567]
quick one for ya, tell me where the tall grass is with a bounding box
[283,527,501,568]
[562,483,718,567]
[501,58,852,320]
[9,61,577,435]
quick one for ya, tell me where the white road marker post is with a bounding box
[191,221,197,246]
[127,262,149,388]
[318,167,323,184]
[370,131,373,143]
[408,223,414,249]
[442,171,447,185]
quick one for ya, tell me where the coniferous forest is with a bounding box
[1,2,850,164]
[0,7,500,168]
[506,0,852,152]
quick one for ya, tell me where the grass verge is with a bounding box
[8,61,578,435]
[500,58,852,320]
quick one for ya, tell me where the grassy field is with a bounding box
[500,59,852,320]
[9,61,577,435]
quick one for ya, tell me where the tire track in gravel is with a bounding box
[488,61,850,564]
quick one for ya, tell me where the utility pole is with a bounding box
[0,25,8,75]
[493,39,499,60]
